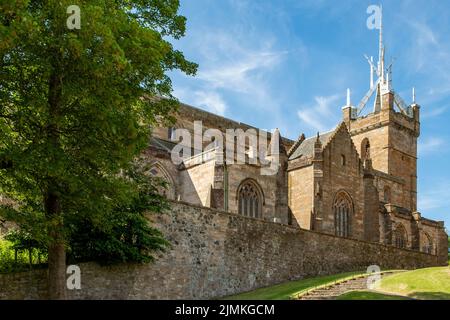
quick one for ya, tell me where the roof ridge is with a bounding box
[288,130,336,161]
[179,103,295,145]
[304,128,336,141]
[320,122,345,150]
[287,133,306,157]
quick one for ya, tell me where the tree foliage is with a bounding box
[66,165,171,265]
[0,0,196,297]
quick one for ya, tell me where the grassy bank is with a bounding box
[373,266,450,300]
[222,271,364,300]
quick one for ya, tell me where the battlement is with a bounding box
[343,95,420,138]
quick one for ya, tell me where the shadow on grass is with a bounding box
[411,291,450,300]
[336,290,411,300]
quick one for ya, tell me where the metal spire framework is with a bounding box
[352,5,414,118]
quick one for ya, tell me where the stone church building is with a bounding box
[146,94,446,256]
[143,23,447,258]
[1,20,448,301]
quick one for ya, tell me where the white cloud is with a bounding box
[419,194,441,211]
[173,88,227,116]
[405,20,440,72]
[418,137,445,155]
[411,20,438,46]
[189,31,288,114]
[191,91,227,116]
[419,182,450,213]
[197,51,283,95]
[297,94,342,132]
[172,29,297,132]
[403,19,450,105]
[422,105,448,118]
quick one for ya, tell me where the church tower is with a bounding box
[342,9,420,212]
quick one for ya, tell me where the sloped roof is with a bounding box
[150,137,202,155]
[288,131,334,161]
[177,103,295,149]
[150,137,178,152]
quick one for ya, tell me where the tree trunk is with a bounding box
[47,241,66,299]
[45,192,66,300]
[46,69,66,299]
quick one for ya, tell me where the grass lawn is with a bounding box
[336,290,409,300]
[222,271,364,300]
[375,266,450,300]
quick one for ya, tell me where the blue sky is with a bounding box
[169,0,450,228]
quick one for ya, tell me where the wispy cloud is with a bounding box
[170,0,450,228]
[402,18,450,108]
[173,88,227,116]
[172,28,297,133]
[419,182,450,212]
[197,51,284,94]
[418,137,445,155]
[422,105,448,119]
[191,91,227,116]
[297,94,342,132]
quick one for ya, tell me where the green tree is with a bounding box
[66,164,171,265]
[0,0,196,299]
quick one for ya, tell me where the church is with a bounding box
[144,22,447,257]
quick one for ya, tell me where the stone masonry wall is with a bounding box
[288,165,313,229]
[320,125,365,239]
[0,201,445,300]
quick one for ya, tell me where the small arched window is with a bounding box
[238,179,263,218]
[333,191,353,238]
[341,155,346,166]
[393,224,407,249]
[361,138,370,161]
[383,186,391,203]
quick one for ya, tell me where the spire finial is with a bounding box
[315,132,322,148]
[378,4,384,82]
[412,87,416,104]
[370,56,374,88]
[346,88,351,107]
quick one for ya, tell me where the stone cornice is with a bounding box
[372,169,405,184]
[287,157,313,171]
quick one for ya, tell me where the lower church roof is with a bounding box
[288,131,334,160]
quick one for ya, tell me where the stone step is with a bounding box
[298,272,400,300]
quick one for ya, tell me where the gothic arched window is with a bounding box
[148,162,175,200]
[333,191,353,238]
[361,138,371,161]
[421,232,433,254]
[393,224,407,249]
[238,179,263,218]
[384,186,391,203]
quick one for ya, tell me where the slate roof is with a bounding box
[150,137,201,155]
[150,137,178,152]
[288,130,334,161]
